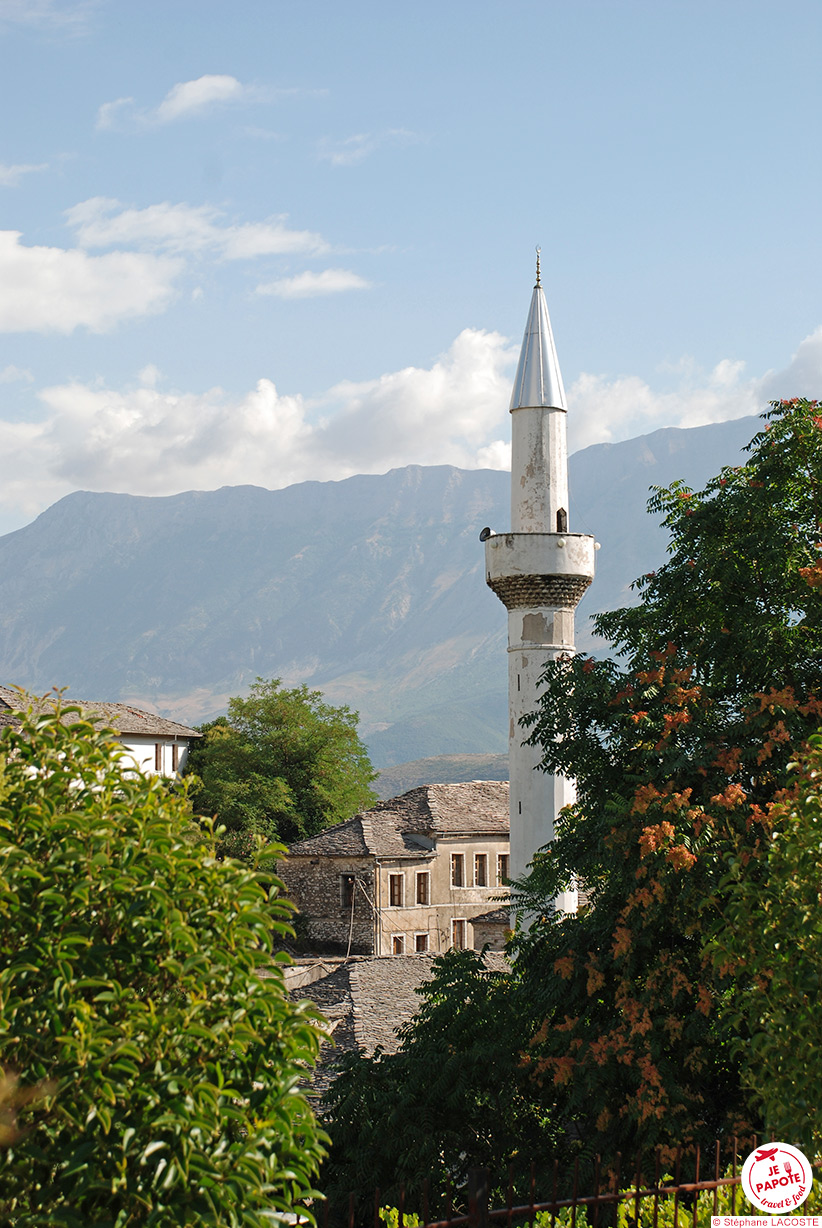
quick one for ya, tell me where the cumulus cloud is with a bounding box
[526,331,822,459]
[4,324,822,534]
[0,230,181,333]
[0,162,48,187]
[0,329,514,527]
[96,74,266,130]
[66,197,328,259]
[318,128,423,167]
[256,268,371,298]
[566,331,822,452]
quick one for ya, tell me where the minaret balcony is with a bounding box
[485,532,595,610]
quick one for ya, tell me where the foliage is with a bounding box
[513,399,822,1159]
[187,677,377,848]
[321,949,560,1214]
[378,1209,422,1228]
[533,1165,821,1228]
[708,733,822,1156]
[0,697,327,1225]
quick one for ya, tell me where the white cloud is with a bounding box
[96,74,266,131]
[4,325,822,535]
[567,327,822,453]
[0,365,33,383]
[256,268,371,298]
[0,0,98,28]
[0,329,514,527]
[155,74,253,122]
[0,162,48,187]
[318,128,422,167]
[0,230,181,333]
[66,197,328,259]
[95,97,135,131]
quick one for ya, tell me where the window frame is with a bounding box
[474,853,488,887]
[451,918,467,950]
[388,872,404,908]
[414,932,429,952]
[451,853,465,888]
[392,934,405,955]
[340,873,356,910]
[416,870,430,905]
[497,853,510,885]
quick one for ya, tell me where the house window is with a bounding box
[497,854,510,885]
[451,853,465,887]
[451,919,466,950]
[475,853,488,887]
[392,935,405,955]
[341,874,356,910]
[154,743,162,772]
[416,871,430,905]
[171,743,179,773]
[415,933,429,952]
[389,873,404,907]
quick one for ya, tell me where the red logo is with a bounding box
[741,1142,813,1213]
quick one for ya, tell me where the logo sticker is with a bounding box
[741,1143,813,1213]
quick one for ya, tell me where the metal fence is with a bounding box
[322,1136,761,1228]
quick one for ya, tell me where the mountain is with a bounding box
[0,414,759,767]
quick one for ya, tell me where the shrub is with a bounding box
[0,697,326,1225]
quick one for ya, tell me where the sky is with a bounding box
[0,0,821,535]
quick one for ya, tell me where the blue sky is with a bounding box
[1,0,821,533]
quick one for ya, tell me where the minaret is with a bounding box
[484,253,596,910]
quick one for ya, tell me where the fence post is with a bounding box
[468,1167,489,1228]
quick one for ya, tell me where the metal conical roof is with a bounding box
[509,264,567,412]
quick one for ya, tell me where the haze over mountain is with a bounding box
[0,414,759,767]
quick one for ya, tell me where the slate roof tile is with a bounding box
[288,780,509,859]
[0,686,200,738]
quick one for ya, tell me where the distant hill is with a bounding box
[0,414,759,767]
[374,753,509,799]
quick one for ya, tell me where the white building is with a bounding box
[0,685,200,775]
[483,255,596,908]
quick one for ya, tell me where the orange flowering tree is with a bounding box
[514,398,822,1159]
[707,732,822,1156]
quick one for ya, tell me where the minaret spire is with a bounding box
[483,258,597,915]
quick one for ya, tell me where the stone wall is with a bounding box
[279,854,376,954]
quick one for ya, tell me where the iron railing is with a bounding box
[322,1136,769,1228]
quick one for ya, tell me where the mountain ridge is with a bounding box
[0,413,761,766]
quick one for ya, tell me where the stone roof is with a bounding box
[291,951,510,1063]
[0,686,200,739]
[288,780,509,860]
[471,907,511,926]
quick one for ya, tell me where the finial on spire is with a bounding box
[535,246,541,287]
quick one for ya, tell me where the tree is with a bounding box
[187,677,377,850]
[708,732,822,1157]
[321,949,559,1215]
[511,398,822,1159]
[0,697,327,1225]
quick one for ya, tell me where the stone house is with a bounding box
[0,686,200,774]
[281,780,510,956]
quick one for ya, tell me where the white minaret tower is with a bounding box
[484,253,596,910]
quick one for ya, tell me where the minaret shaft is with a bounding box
[511,406,569,532]
[484,265,595,913]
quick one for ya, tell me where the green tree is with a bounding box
[0,696,327,1225]
[708,732,822,1157]
[512,398,822,1159]
[187,677,377,850]
[322,949,559,1215]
